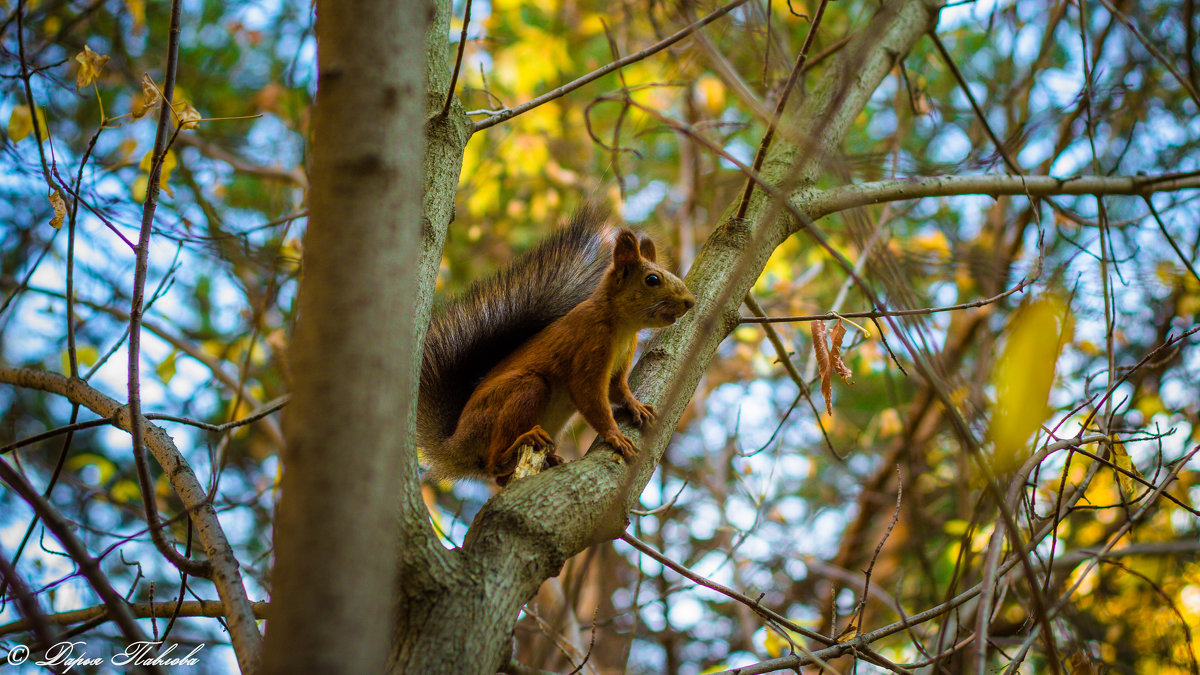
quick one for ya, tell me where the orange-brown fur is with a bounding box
[441,230,694,485]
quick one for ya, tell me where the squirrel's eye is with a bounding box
[645,274,661,286]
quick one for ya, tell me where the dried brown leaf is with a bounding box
[175,102,202,130]
[132,73,161,119]
[812,320,832,415]
[830,318,853,384]
[48,188,67,229]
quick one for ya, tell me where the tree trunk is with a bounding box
[263,1,432,672]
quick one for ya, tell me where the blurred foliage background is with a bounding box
[1,0,1199,672]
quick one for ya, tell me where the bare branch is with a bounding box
[807,172,1200,219]
[437,0,472,120]
[0,599,271,637]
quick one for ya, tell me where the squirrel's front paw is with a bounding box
[626,399,656,426]
[604,431,639,460]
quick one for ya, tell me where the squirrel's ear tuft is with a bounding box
[613,229,640,266]
[637,235,657,262]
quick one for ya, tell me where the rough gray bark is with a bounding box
[262,1,432,672]
[385,1,942,673]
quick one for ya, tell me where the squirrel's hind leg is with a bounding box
[493,425,559,486]
[483,377,560,482]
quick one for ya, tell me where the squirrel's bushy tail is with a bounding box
[417,204,613,474]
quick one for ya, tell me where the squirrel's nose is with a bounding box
[683,295,695,311]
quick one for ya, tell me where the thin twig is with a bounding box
[733,0,830,220]
[127,0,211,580]
[1143,195,1200,286]
[15,0,54,185]
[849,466,902,638]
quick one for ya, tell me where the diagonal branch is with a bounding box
[0,366,263,672]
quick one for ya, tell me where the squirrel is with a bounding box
[417,205,696,485]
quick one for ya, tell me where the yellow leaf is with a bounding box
[130,174,148,202]
[65,453,117,484]
[762,628,789,658]
[1109,438,1143,497]
[77,345,99,367]
[696,74,726,114]
[988,295,1074,471]
[202,339,228,358]
[111,479,141,504]
[758,622,813,658]
[74,45,110,89]
[8,105,47,143]
[159,149,177,196]
[944,519,970,536]
[733,325,759,344]
[156,350,178,385]
[912,229,951,257]
[138,149,178,198]
[878,407,903,438]
[1135,394,1165,420]
[62,345,99,374]
[48,188,66,229]
[125,0,146,33]
[835,616,860,641]
[155,472,171,499]
[115,137,138,163]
